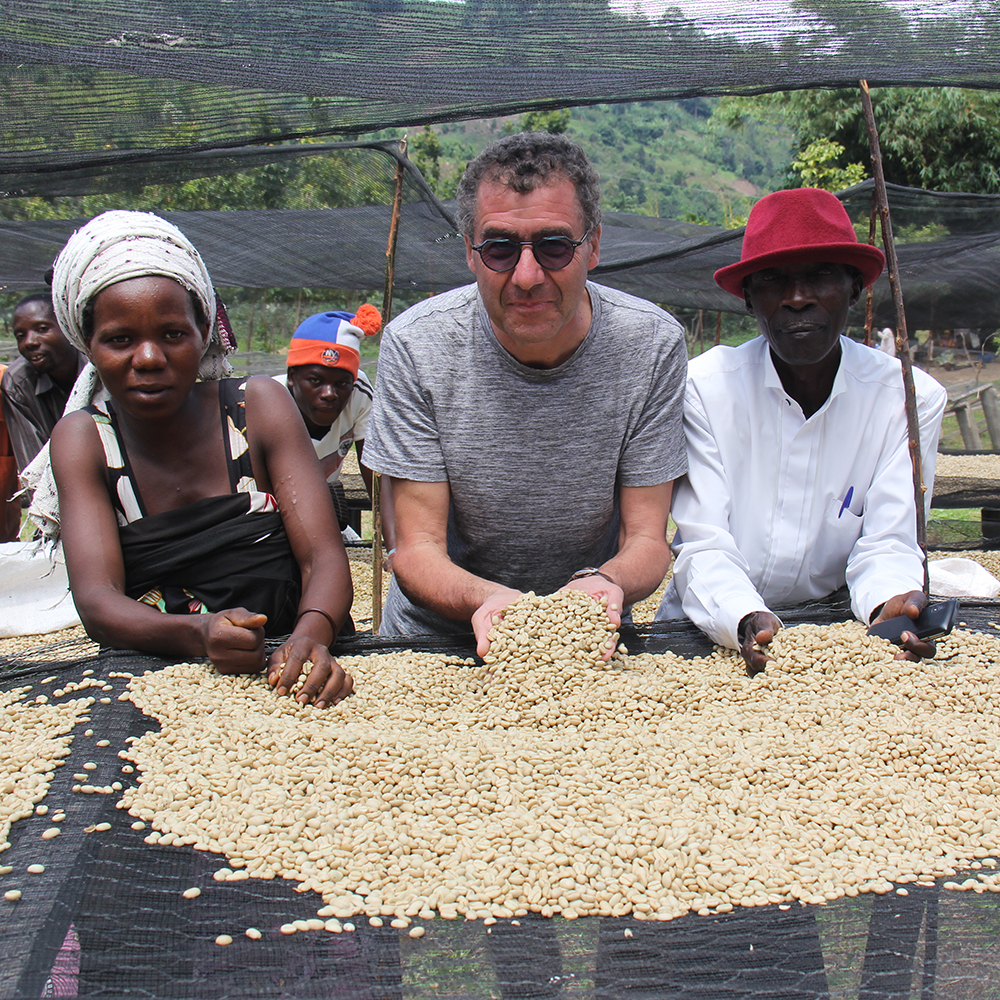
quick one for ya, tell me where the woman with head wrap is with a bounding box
[44,211,354,708]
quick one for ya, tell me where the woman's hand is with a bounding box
[203,608,267,674]
[267,635,354,708]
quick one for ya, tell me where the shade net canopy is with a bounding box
[1,136,999,331]
[2,598,1000,1000]
[2,1,1000,169]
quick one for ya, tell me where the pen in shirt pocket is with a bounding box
[837,486,854,518]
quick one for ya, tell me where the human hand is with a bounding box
[471,586,524,657]
[559,574,626,661]
[382,547,395,575]
[738,611,782,677]
[872,591,936,661]
[203,608,268,674]
[267,635,354,707]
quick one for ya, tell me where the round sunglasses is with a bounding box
[470,230,591,272]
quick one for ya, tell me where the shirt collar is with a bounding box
[32,350,86,398]
[762,335,848,416]
[32,370,56,397]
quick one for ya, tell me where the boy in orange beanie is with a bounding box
[276,306,396,559]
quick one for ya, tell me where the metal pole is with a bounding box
[372,138,407,633]
[859,79,929,593]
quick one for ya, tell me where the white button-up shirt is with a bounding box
[658,335,947,649]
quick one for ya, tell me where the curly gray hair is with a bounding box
[456,131,601,237]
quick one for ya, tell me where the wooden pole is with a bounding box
[381,137,407,330]
[864,195,877,346]
[859,79,929,593]
[715,310,722,346]
[372,138,407,633]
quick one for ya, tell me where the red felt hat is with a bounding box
[714,188,886,297]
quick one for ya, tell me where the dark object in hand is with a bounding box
[867,598,959,645]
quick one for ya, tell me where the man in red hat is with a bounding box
[656,187,947,674]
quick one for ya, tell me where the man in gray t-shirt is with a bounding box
[364,132,688,653]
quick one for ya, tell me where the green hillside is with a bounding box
[398,99,794,227]
[0,98,794,342]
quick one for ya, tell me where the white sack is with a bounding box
[929,557,1000,600]
[0,541,80,638]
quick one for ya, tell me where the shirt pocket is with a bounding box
[818,491,864,554]
[819,489,864,543]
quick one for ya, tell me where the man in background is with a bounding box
[277,306,395,558]
[2,292,85,472]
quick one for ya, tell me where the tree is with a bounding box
[715,87,1000,194]
[411,125,442,192]
[790,139,865,192]
[519,109,571,135]
[503,108,571,135]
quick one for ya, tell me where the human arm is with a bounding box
[244,376,354,706]
[560,482,673,654]
[669,384,780,651]
[1,369,49,472]
[846,374,947,631]
[51,411,269,670]
[390,477,522,656]
[376,469,398,573]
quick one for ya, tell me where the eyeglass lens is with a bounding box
[479,236,581,272]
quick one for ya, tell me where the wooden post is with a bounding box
[955,402,983,450]
[859,79,929,593]
[864,195,877,346]
[981,385,1000,448]
[246,291,259,352]
[715,310,722,346]
[381,138,407,336]
[372,138,407,633]
[371,470,383,630]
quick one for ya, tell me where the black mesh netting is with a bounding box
[2,598,1000,1000]
[2,137,1000,332]
[930,449,1000,551]
[2,2,1000,161]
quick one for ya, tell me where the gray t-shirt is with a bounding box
[364,281,688,637]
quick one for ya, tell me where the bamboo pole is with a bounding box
[372,138,407,633]
[859,79,929,593]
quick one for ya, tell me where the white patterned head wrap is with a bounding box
[24,210,235,540]
[51,209,228,373]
